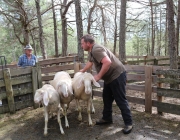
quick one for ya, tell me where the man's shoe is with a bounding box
[122,125,133,134]
[95,119,113,125]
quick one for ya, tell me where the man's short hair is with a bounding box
[81,34,95,44]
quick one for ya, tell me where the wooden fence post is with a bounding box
[74,62,80,73]
[3,68,15,113]
[157,74,164,115]
[154,57,158,65]
[36,63,42,88]
[145,66,152,113]
[32,67,39,109]
[143,55,147,65]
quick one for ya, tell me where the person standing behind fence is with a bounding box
[80,34,133,134]
[17,44,37,67]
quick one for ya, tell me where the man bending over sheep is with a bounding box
[80,34,133,134]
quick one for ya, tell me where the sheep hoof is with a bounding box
[91,111,95,114]
[44,132,48,136]
[89,123,93,126]
[61,132,65,135]
[65,125,69,128]
[78,117,82,121]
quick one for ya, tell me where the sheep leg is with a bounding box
[44,107,48,136]
[90,98,95,114]
[76,99,82,121]
[87,99,93,126]
[57,109,65,134]
[75,99,79,111]
[64,104,69,128]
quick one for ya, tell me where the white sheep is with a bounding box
[72,72,100,126]
[34,84,64,135]
[50,71,74,128]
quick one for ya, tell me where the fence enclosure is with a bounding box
[0,56,180,116]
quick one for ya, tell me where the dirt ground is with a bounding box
[0,90,180,140]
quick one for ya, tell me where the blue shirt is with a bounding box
[17,54,37,67]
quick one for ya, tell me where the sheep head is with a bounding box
[77,73,100,94]
[57,81,73,98]
[34,89,49,106]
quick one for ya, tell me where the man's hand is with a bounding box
[79,69,85,72]
[94,75,101,82]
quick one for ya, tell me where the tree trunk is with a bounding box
[176,0,180,56]
[119,0,127,63]
[74,0,84,62]
[150,0,155,56]
[87,0,98,34]
[166,0,177,69]
[52,0,59,57]
[60,0,73,57]
[113,0,118,55]
[99,6,107,46]
[35,0,47,59]
[165,8,168,55]
[17,0,29,46]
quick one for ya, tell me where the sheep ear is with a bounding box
[43,91,49,106]
[92,78,100,87]
[77,77,83,89]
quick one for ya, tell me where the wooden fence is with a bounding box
[0,66,40,113]
[79,63,180,115]
[0,56,180,116]
[0,56,78,114]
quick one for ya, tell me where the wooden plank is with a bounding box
[152,86,157,93]
[126,95,145,105]
[157,77,180,84]
[32,67,38,109]
[127,73,145,81]
[157,87,180,98]
[74,62,80,73]
[41,64,74,74]
[11,75,32,85]
[39,56,78,66]
[152,65,169,73]
[152,75,157,83]
[15,99,34,111]
[36,63,42,88]
[93,90,145,105]
[126,84,145,91]
[42,75,54,81]
[0,87,33,100]
[0,104,9,114]
[0,79,5,88]
[0,69,3,79]
[157,74,164,115]
[145,66,152,113]
[156,69,180,76]
[42,73,74,81]
[125,65,145,73]
[3,68,15,113]
[10,67,32,77]
[156,102,180,115]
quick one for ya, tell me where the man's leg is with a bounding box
[102,83,114,121]
[110,72,133,134]
[96,83,114,125]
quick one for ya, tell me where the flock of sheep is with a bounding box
[34,71,101,135]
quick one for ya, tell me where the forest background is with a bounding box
[0,0,178,69]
